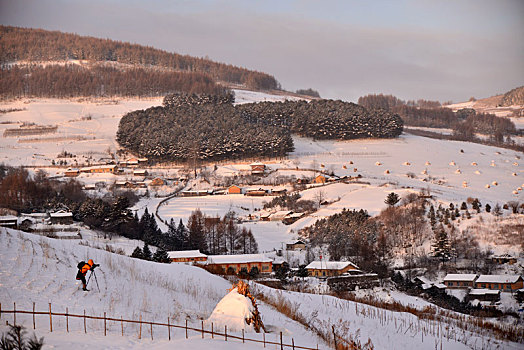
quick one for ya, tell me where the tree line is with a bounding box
[358,93,516,141]
[0,64,228,98]
[0,25,279,91]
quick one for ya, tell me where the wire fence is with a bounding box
[0,302,321,350]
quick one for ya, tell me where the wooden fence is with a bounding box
[0,302,321,350]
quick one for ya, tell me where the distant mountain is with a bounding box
[0,25,280,98]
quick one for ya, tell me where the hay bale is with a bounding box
[375,161,382,166]
[485,184,491,189]
[512,172,517,176]
[471,162,477,166]
[449,161,456,166]
[384,169,390,174]
[421,169,428,175]
[492,181,498,186]
[455,169,462,174]
[403,162,411,166]
[513,190,518,194]
[425,161,431,166]
[475,170,481,175]
[513,162,519,166]
[342,165,347,169]
[349,161,354,164]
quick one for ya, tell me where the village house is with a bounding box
[133,169,148,177]
[282,212,305,225]
[306,260,359,278]
[228,185,243,194]
[64,168,80,177]
[83,184,96,190]
[250,162,266,175]
[49,211,73,225]
[442,274,478,289]
[490,254,517,265]
[314,174,328,184]
[168,250,208,263]
[286,240,306,251]
[466,289,501,303]
[245,188,268,196]
[205,254,272,275]
[80,165,118,174]
[475,275,523,292]
[268,210,293,221]
[180,190,211,197]
[270,188,287,195]
[126,158,139,167]
[0,215,18,228]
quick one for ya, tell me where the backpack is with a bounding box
[77,261,85,269]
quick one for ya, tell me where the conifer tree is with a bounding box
[432,224,452,262]
[142,243,152,261]
[131,246,143,259]
[384,192,400,206]
[153,247,171,263]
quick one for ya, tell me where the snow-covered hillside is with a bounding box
[0,228,327,349]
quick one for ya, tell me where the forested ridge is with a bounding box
[117,93,403,162]
[0,25,280,97]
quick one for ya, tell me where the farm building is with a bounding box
[442,274,478,289]
[250,162,266,175]
[466,289,501,303]
[306,261,359,278]
[270,188,287,195]
[314,174,328,183]
[228,185,243,194]
[80,165,118,173]
[490,254,517,265]
[245,188,268,196]
[0,215,18,228]
[475,275,523,292]
[133,169,148,176]
[286,240,306,251]
[126,158,139,167]
[180,190,211,197]
[49,211,73,225]
[64,168,80,177]
[167,250,208,263]
[268,210,293,221]
[282,212,305,225]
[205,254,272,275]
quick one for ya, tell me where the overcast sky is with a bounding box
[1,0,523,102]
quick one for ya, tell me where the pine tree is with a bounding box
[432,224,452,262]
[142,243,152,261]
[188,210,207,251]
[153,247,171,263]
[384,192,400,206]
[131,246,143,259]
[460,202,467,210]
[485,203,491,213]
[175,219,189,250]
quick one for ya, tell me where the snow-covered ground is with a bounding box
[0,228,328,349]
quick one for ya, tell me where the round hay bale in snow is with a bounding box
[353,168,358,172]
[342,165,347,169]
[512,173,517,176]
[485,184,491,189]
[513,162,519,166]
[471,162,477,166]
[449,161,456,166]
[492,181,498,186]
[384,169,390,174]
[455,169,461,174]
[475,170,481,175]
[421,169,428,175]
[320,164,325,168]
[403,162,411,166]
[518,187,522,191]
[349,161,354,164]
[425,161,431,166]
[375,161,382,166]
[207,281,265,333]
[513,190,519,194]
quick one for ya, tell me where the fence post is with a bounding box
[242,329,244,343]
[139,315,142,339]
[33,302,35,329]
[185,319,188,339]
[168,318,170,340]
[201,320,204,339]
[225,325,227,341]
[280,332,283,350]
[332,325,338,349]
[13,302,16,326]
[49,303,52,332]
[66,307,69,332]
[150,322,153,341]
[292,338,295,350]
[83,310,86,334]
[104,312,107,336]
[263,332,266,347]
[211,322,214,339]
[0,302,2,320]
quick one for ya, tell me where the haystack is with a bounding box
[207,281,265,333]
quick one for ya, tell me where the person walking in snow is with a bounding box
[76,259,99,291]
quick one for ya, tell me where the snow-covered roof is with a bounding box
[469,289,500,296]
[286,213,305,219]
[269,210,293,219]
[250,162,265,166]
[443,274,478,282]
[306,261,358,270]
[207,254,272,264]
[50,212,73,218]
[167,250,207,259]
[0,215,18,221]
[475,275,522,284]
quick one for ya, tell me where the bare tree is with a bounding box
[314,189,326,208]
